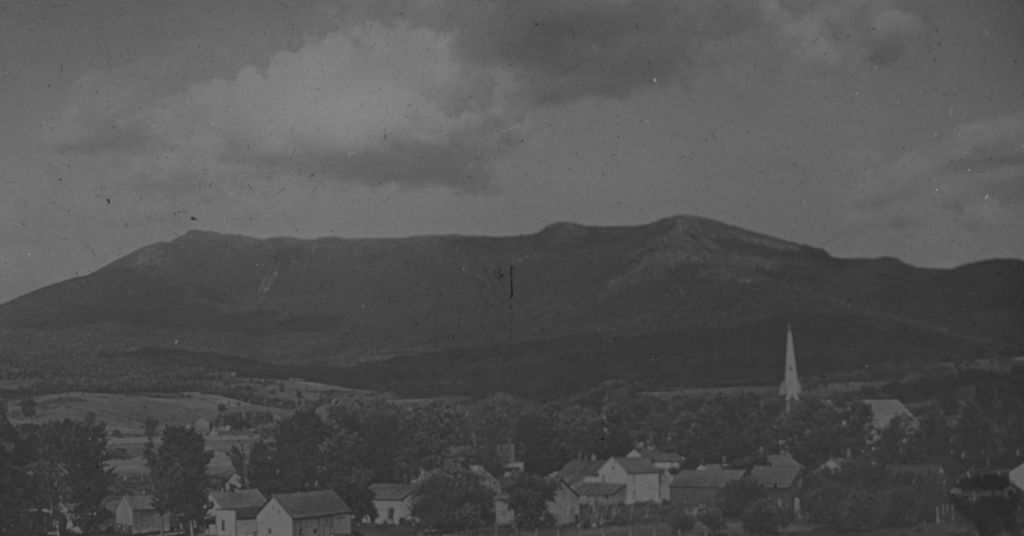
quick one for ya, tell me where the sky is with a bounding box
[1,0,1022,303]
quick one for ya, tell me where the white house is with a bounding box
[257,490,353,536]
[208,489,266,536]
[368,483,415,525]
[595,457,662,504]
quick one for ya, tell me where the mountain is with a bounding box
[1,215,1022,397]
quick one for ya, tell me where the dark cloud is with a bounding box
[341,0,764,103]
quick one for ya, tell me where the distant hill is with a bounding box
[1,215,1021,397]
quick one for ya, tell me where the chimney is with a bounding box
[844,447,852,460]
[721,455,727,466]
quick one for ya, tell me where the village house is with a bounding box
[750,465,803,515]
[256,489,353,536]
[594,457,663,504]
[469,464,515,526]
[545,478,581,526]
[556,459,605,487]
[207,489,267,536]
[368,483,416,525]
[863,399,918,430]
[575,482,626,526]
[670,469,747,510]
[115,495,177,535]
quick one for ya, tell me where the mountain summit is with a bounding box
[1,215,1022,395]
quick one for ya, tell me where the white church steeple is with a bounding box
[779,323,802,412]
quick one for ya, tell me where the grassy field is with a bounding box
[106,432,260,478]
[7,391,290,436]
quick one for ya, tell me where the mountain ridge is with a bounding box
[1,215,1022,396]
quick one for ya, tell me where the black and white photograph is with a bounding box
[1,1,1022,535]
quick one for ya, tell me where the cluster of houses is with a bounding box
[109,327,940,534]
[115,489,353,536]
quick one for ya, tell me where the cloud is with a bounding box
[42,0,930,193]
[47,22,518,191]
[761,0,924,69]
[852,109,1024,231]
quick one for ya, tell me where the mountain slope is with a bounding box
[1,215,1021,395]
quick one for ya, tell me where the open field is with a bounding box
[6,391,290,436]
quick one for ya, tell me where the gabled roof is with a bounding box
[557,460,604,486]
[1010,461,1024,491]
[630,448,683,463]
[122,495,156,511]
[750,465,802,489]
[271,490,352,519]
[765,453,803,469]
[863,399,916,429]
[370,483,417,501]
[610,457,661,474]
[574,482,625,497]
[671,469,747,488]
[210,489,267,511]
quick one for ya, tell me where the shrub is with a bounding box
[697,505,727,535]
[669,509,695,534]
[741,499,794,536]
[718,477,767,518]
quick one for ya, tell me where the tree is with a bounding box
[514,409,565,476]
[741,498,794,535]
[669,508,695,534]
[228,443,249,489]
[505,472,555,529]
[143,418,160,441]
[145,425,213,536]
[773,398,872,468]
[696,506,727,536]
[19,397,36,417]
[0,409,41,535]
[718,477,767,518]
[26,418,114,535]
[412,467,495,533]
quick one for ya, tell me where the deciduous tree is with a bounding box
[26,418,114,535]
[145,425,213,536]
[412,467,495,533]
[505,472,555,529]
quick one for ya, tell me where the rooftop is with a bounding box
[558,459,605,486]
[610,457,661,474]
[370,483,417,501]
[750,465,802,489]
[122,495,156,511]
[271,490,352,519]
[671,469,747,488]
[210,489,267,511]
[574,482,626,497]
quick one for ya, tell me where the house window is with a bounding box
[388,508,395,521]
[221,520,226,532]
